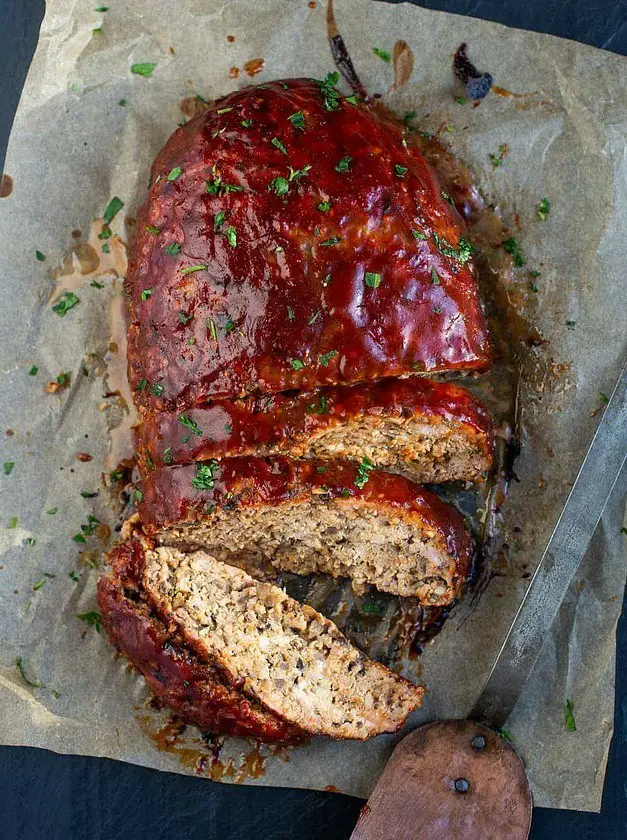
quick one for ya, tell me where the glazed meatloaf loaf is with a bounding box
[135,378,494,484]
[126,77,490,412]
[137,456,472,606]
[98,539,424,740]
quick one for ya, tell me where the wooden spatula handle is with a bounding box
[350,720,532,840]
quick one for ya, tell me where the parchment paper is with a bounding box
[0,0,625,813]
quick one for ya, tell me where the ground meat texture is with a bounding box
[142,546,424,739]
[135,378,493,483]
[127,78,490,412]
[137,457,472,605]
[97,540,300,742]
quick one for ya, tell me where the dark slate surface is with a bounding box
[0,0,625,837]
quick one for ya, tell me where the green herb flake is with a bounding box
[72,533,86,544]
[165,242,182,255]
[81,490,98,498]
[179,416,203,441]
[308,310,321,325]
[150,382,164,397]
[362,600,384,615]
[354,456,375,489]
[91,280,105,289]
[394,164,408,178]
[498,727,513,742]
[320,236,341,247]
[141,288,152,301]
[431,267,441,285]
[52,291,80,317]
[364,271,382,288]
[340,488,351,498]
[502,238,525,267]
[271,137,288,155]
[98,225,111,241]
[454,96,467,105]
[103,196,124,225]
[180,264,208,274]
[402,110,417,127]
[345,95,359,106]
[335,156,352,173]
[133,487,143,504]
[167,167,183,181]
[95,6,109,11]
[566,320,577,330]
[4,462,14,475]
[35,250,46,262]
[290,358,305,371]
[217,106,233,115]
[489,143,509,168]
[225,226,237,248]
[598,392,609,405]
[536,197,550,221]
[77,611,102,633]
[289,165,311,181]
[287,306,296,321]
[529,282,539,293]
[412,230,427,240]
[163,447,173,465]
[56,371,72,388]
[214,210,226,231]
[271,176,290,197]
[241,118,253,128]
[319,350,338,366]
[131,62,156,78]
[373,47,391,63]
[441,190,454,205]
[288,111,306,131]
[8,516,18,529]
[308,394,328,415]
[224,316,235,333]
[46,508,58,515]
[16,657,42,688]
[178,311,192,325]
[318,71,341,111]
[101,243,110,254]
[28,365,38,376]
[316,466,327,473]
[33,578,46,591]
[205,170,244,195]
[118,99,127,106]
[322,274,332,287]
[317,200,331,212]
[69,570,80,582]
[136,378,148,392]
[192,461,218,491]
[565,699,577,731]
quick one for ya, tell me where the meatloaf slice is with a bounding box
[127,77,490,412]
[135,378,493,484]
[138,457,472,605]
[142,544,424,738]
[98,539,300,742]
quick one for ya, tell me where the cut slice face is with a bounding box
[138,457,473,606]
[142,545,424,739]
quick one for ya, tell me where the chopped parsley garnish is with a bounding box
[214,210,226,230]
[345,95,359,105]
[56,371,72,388]
[372,47,391,63]
[565,699,576,731]
[80,490,98,498]
[489,144,509,168]
[362,599,384,615]
[290,358,305,370]
[566,320,577,330]
[33,578,46,591]
[402,110,417,127]
[208,318,218,341]
[225,226,237,247]
[225,423,232,434]
[308,310,321,325]
[364,271,382,288]
[167,167,183,181]
[91,280,104,288]
[72,533,86,544]
[180,264,208,274]
[178,311,193,325]
[431,267,440,285]
[394,164,408,178]
[354,456,375,488]
[192,461,218,491]
[28,366,38,376]
[529,281,539,293]
[165,242,181,255]
[136,378,147,391]
[288,111,306,130]
[341,488,351,498]
[4,462,14,475]
[163,447,173,464]
[598,392,609,405]
[241,118,253,128]
[179,414,203,438]
[433,232,476,264]
[131,62,156,78]
[323,274,332,286]
[151,382,164,397]
[335,156,352,173]
[16,657,42,688]
[536,197,550,221]
[141,288,152,301]
[289,164,311,181]
[35,250,45,262]
[317,200,331,212]
[318,72,341,111]
[8,516,18,529]
[271,176,290,197]
[308,394,328,414]
[224,316,235,333]
[205,168,243,195]
[95,5,109,11]
[103,196,124,225]
[320,236,341,246]
[52,291,80,317]
[77,611,102,633]
[316,466,327,473]
[271,137,288,155]
[133,488,143,503]
[441,190,454,204]
[412,229,427,240]
[118,99,127,106]
[287,306,296,321]
[454,96,467,105]
[47,508,58,515]
[319,350,338,366]
[502,238,525,267]
[217,106,233,115]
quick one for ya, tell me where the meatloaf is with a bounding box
[137,456,472,605]
[126,77,490,412]
[98,539,424,740]
[135,378,493,484]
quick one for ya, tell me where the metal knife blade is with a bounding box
[469,360,627,727]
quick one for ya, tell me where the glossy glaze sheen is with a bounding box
[137,456,472,590]
[127,78,490,411]
[97,540,301,743]
[135,377,493,470]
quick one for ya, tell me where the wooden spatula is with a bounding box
[351,363,626,839]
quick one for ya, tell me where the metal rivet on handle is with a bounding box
[471,735,486,751]
[454,778,470,793]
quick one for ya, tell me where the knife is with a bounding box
[350,360,627,839]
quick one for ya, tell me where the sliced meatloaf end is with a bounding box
[97,540,301,742]
[137,457,472,605]
[135,378,493,483]
[142,545,424,739]
[127,78,490,412]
